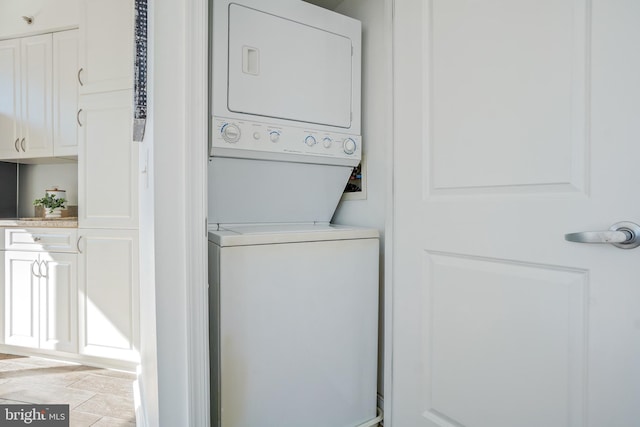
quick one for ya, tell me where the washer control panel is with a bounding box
[211,117,361,165]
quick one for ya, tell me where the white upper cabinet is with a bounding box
[0,39,21,159]
[78,0,134,94]
[78,90,138,229]
[20,34,54,159]
[0,34,54,160]
[53,29,79,157]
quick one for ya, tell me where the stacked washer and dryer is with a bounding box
[208,1,379,426]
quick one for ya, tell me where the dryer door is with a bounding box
[227,3,353,129]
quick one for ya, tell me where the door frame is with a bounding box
[185,0,210,425]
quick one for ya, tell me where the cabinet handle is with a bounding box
[31,260,41,278]
[20,138,25,152]
[78,68,84,86]
[14,138,19,152]
[39,261,48,279]
[77,109,83,127]
[77,236,83,254]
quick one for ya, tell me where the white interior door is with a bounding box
[392,1,640,427]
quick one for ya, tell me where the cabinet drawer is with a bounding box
[3,229,78,253]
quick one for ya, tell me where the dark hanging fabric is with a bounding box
[133,0,148,142]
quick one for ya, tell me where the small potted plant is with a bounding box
[33,191,67,218]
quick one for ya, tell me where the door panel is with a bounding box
[21,33,53,158]
[53,30,79,157]
[78,0,134,94]
[39,252,77,352]
[428,0,587,194]
[393,1,640,426]
[78,90,138,228]
[78,229,139,362]
[4,251,39,348]
[0,38,21,159]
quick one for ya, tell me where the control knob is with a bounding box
[322,137,333,148]
[221,123,241,143]
[269,131,280,143]
[304,135,317,147]
[343,138,357,155]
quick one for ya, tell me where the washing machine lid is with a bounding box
[208,223,379,247]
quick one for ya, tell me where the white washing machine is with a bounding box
[208,224,379,427]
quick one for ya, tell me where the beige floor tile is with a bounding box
[74,393,135,422]
[9,356,80,369]
[0,382,96,408]
[68,374,134,396]
[0,354,27,361]
[0,397,30,404]
[69,410,102,427]
[92,416,136,427]
[5,368,92,388]
[90,369,137,381]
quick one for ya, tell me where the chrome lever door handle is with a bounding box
[565,221,640,249]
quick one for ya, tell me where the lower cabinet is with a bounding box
[0,227,139,366]
[4,250,77,353]
[77,228,139,362]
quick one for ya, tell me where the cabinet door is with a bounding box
[21,33,53,158]
[39,252,77,352]
[78,0,134,94]
[53,30,79,157]
[4,251,40,348]
[78,90,138,228]
[78,229,139,361]
[0,39,21,159]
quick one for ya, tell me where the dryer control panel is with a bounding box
[210,117,361,167]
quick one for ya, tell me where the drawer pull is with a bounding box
[31,260,41,278]
[77,236,83,254]
[14,138,19,152]
[39,261,48,279]
[33,237,41,242]
[78,68,84,86]
[20,138,25,152]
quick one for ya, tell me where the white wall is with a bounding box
[18,163,78,217]
[331,0,390,400]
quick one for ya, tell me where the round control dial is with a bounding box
[322,137,333,148]
[269,131,280,143]
[343,138,357,155]
[304,135,317,147]
[221,123,241,143]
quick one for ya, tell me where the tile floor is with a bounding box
[0,353,136,426]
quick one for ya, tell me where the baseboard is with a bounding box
[134,367,148,427]
[0,344,137,372]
